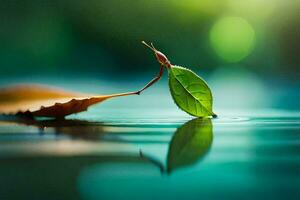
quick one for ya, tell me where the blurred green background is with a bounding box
[1,2,300,199]
[0,0,299,77]
[0,0,299,111]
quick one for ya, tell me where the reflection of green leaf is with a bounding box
[168,65,215,117]
[167,118,213,173]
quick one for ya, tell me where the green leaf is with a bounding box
[167,118,213,173]
[168,65,215,117]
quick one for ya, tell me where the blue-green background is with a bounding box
[0,0,299,78]
[0,1,300,200]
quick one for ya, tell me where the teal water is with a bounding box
[0,81,300,200]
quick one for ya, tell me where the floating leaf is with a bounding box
[167,118,213,173]
[142,41,216,117]
[169,66,215,117]
[1,42,217,119]
[0,84,138,118]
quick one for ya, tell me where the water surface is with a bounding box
[0,82,300,200]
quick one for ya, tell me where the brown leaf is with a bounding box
[0,84,138,118]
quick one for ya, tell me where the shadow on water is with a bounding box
[0,114,106,140]
[0,115,213,172]
[0,115,213,171]
[0,115,213,199]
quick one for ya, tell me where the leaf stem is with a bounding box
[94,64,164,100]
[134,64,164,95]
[142,41,157,52]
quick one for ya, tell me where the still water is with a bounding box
[0,80,299,200]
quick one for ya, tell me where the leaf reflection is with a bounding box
[167,118,213,173]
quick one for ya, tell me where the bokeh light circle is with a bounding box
[210,16,256,63]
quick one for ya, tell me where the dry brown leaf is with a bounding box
[0,84,138,118]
